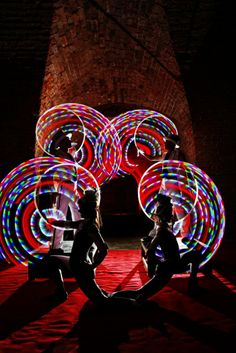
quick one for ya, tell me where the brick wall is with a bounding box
[39,0,196,162]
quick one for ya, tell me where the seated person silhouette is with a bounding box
[112,194,201,301]
[48,188,109,303]
[140,193,176,252]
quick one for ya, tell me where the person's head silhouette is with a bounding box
[78,188,101,227]
[164,134,180,159]
[153,194,173,223]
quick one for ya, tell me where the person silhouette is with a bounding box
[48,188,109,303]
[111,194,201,301]
[48,130,81,254]
[163,133,181,160]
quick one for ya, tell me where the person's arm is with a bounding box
[147,234,159,255]
[145,234,160,272]
[50,219,81,229]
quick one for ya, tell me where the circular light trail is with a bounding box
[111,109,178,176]
[0,105,226,269]
[138,160,225,267]
[0,157,99,265]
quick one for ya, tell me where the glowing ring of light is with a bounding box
[0,157,99,265]
[0,157,63,265]
[53,104,122,184]
[38,103,122,185]
[95,122,122,182]
[111,109,178,176]
[134,112,178,161]
[0,104,226,270]
[34,162,100,230]
[138,160,225,267]
[36,105,86,160]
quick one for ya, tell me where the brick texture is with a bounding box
[39,0,196,162]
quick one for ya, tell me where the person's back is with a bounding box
[69,220,92,266]
[147,222,180,277]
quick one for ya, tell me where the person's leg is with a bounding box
[76,276,108,304]
[47,255,70,300]
[111,289,140,300]
[135,267,173,300]
[75,270,136,306]
[112,263,173,301]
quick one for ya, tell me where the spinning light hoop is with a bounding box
[111,109,178,175]
[0,157,62,265]
[0,103,226,269]
[36,105,86,158]
[53,104,122,183]
[39,103,122,185]
[134,111,178,161]
[95,122,122,183]
[31,208,65,242]
[138,161,225,266]
[34,162,100,229]
[111,111,148,175]
[0,157,100,265]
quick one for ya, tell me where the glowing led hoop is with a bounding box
[134,111,178,161]
[95,122,122,182]
[111,109,178,176]
[0,157,99,265]
[45,103,121,184]
[36,105,86,159]
[0,103,226,270]
[138,161,225,266]
[0,157,61,265]
[34,162,100,230]
[111,111,145,175]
